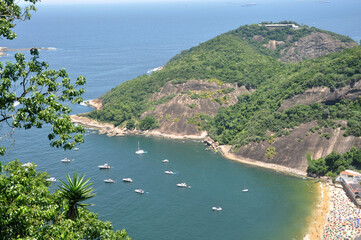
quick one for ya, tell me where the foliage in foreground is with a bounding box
[0,161,130,240]
[59,173,96,221]
[1,0,86,156]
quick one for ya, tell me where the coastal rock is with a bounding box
[142,80,248,137]
[280,32,356,63]
[229,121,361,172]
[279,79,361,111]
[84,99,103,110]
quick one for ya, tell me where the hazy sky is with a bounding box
[37,0,222,4]
[35,0,298,4]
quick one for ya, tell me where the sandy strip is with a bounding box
[303,182,330,240]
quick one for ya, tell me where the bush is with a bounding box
[138,115,160,130]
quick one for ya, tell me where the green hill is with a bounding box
[84,22,361,175]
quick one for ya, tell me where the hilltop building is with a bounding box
[259,23,299,29]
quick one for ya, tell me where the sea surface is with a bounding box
[2,1,361,239]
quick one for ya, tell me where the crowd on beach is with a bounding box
[322,185,361,240]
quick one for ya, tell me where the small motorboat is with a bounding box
[135,141,145,154]
[134,189,145,194]
[135,149,145,154]
[61,158,71,163]
[164,171,174,175]
[162,159,169,163]
[242,189,249,192]
[177,182,187,187]
[98,163,111,169]
[46,177,57,182]
[74,148,79,151]
[122,178,133,183]
[104,178,115,183]
[212,206,222,211]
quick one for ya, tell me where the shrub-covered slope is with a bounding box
[87,22,356,130]
[85,22,361,173]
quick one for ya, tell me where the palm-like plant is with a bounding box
[59,173,96,220]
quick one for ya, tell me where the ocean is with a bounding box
[2,0,361,239]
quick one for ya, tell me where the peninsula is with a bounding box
[74,21,361,177]
[72,21,361,239]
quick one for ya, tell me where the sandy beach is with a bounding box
[302,181,361,240]
[303,182,330,240]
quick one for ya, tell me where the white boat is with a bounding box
[104,178,115,183]
[162,159,169,163]
[98,163,111,169]
[164,171,174,175]
[134,189,145,194]
[122,178,133,183]
[177,182,187,187]
[61,158,71,163]
[135,141,145,154]
[74,148,79,151]
[212,206,222,211]
[46,177,57,182]
[242,189,249,192]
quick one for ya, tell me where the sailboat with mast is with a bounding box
[135,141,145,154]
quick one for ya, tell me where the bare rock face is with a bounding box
[232,122,361,172]
[280,32,356,63]
[143,80,248,136]
[279,80,361,111]
[252,35,264,42]
[85,99,103,110]
[264,40,284,51]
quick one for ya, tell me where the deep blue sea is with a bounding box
[2,1,361,239]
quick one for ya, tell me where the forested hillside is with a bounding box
[85,22,361,174]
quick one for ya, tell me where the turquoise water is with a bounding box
[2,1,361,239]
[6,130,317,239]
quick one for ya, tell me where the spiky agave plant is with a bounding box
[59,173,96,220]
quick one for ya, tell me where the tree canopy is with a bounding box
[0,161,130,239]
[0,1,130,238]
[0,0,86,156]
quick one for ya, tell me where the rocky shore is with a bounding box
[73,99,309,176]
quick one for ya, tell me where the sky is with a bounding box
[36,0,224,4]
[31,0,305,4]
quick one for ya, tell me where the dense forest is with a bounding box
[87,22,361,176]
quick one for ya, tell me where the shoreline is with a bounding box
[73,103,339,239]
[217,145,307,177]
[72,103,308,176]
[303,182,330,240]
